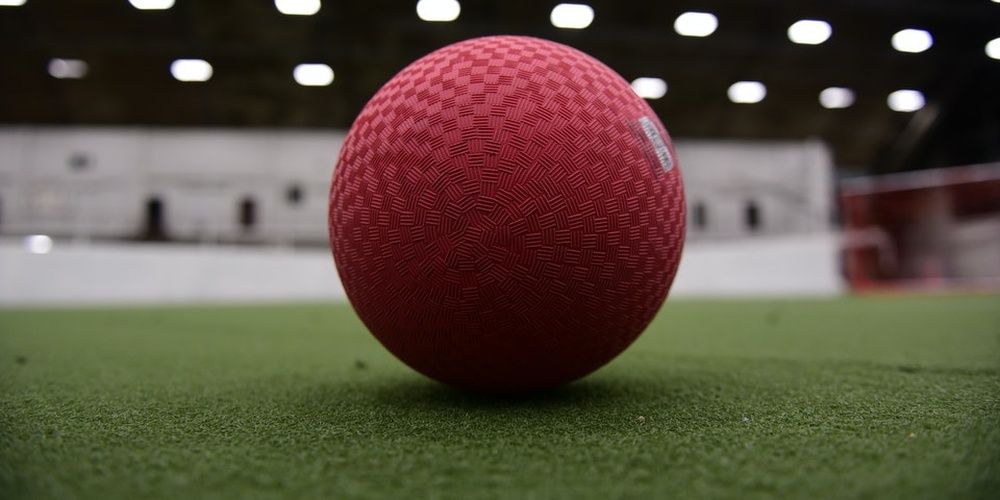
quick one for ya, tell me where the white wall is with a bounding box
[677,139,833,239]
[0,127,344,242]
[0,233,843,306]
[670,232,843,297]
[0,126,832,244]
[0,239,346,306]
[0,127,842,304]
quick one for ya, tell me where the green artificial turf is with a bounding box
[1,295,998,499]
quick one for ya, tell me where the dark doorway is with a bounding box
[239,197,257,232]
[141,196,168,241]
[285,183,304,206]
[692,201,707,230]
[745,200,761,232]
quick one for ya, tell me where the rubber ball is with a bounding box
[329,36,685,392]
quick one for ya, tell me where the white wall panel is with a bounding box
[0,233,843,306]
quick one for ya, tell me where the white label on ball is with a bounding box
[638,116,673,172]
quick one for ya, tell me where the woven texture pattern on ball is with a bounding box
[330,36,685,391]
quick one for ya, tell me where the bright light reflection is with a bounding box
[891,29,933,53]
[674,12,718,37]
[728,81,766,103]
[48,59,88,79]
[631,78,668,99]
[128,0,174,10]
[550,3,594,29]
[819,87,854,109]
[787,19,832,45]
[416,0,460,22]
[986,37,1000,60]
[293,64,334,86]
[887,89,925,112]
[25,235,53,254]
[275,0,320,16]
[170,59,213,82]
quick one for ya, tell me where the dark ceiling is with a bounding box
[1,0,999,173]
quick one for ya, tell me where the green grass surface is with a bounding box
[1,295,998,499]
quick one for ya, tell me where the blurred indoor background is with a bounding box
[1,0,998,305]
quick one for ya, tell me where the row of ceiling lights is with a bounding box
[109,0,1000,57]
[47,58,336,87]
[41,55,928,113]
[10,0,1000,114]
[6,0,993,55]
[631,79,925,113]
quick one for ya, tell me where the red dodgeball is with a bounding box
[329,36,685,392]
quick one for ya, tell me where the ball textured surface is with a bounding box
[329,36,685,391]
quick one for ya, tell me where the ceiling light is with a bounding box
[24,235,53,255]
[48,58,88,79]
[631,78,667,99]
[728,81,766,104]
[550,3,594,30]
[0,0,28,6]
[887,89,925,112]
[170,59,213,82]
[293,64,334,86]
[788,19,832,45]
[891,29,933,53]
[275,0,320,16]
[416,0,460,22]
[986,37,1000,60]
[128,0,174,10]
[674,12,717,38]
[819,87,854,109]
